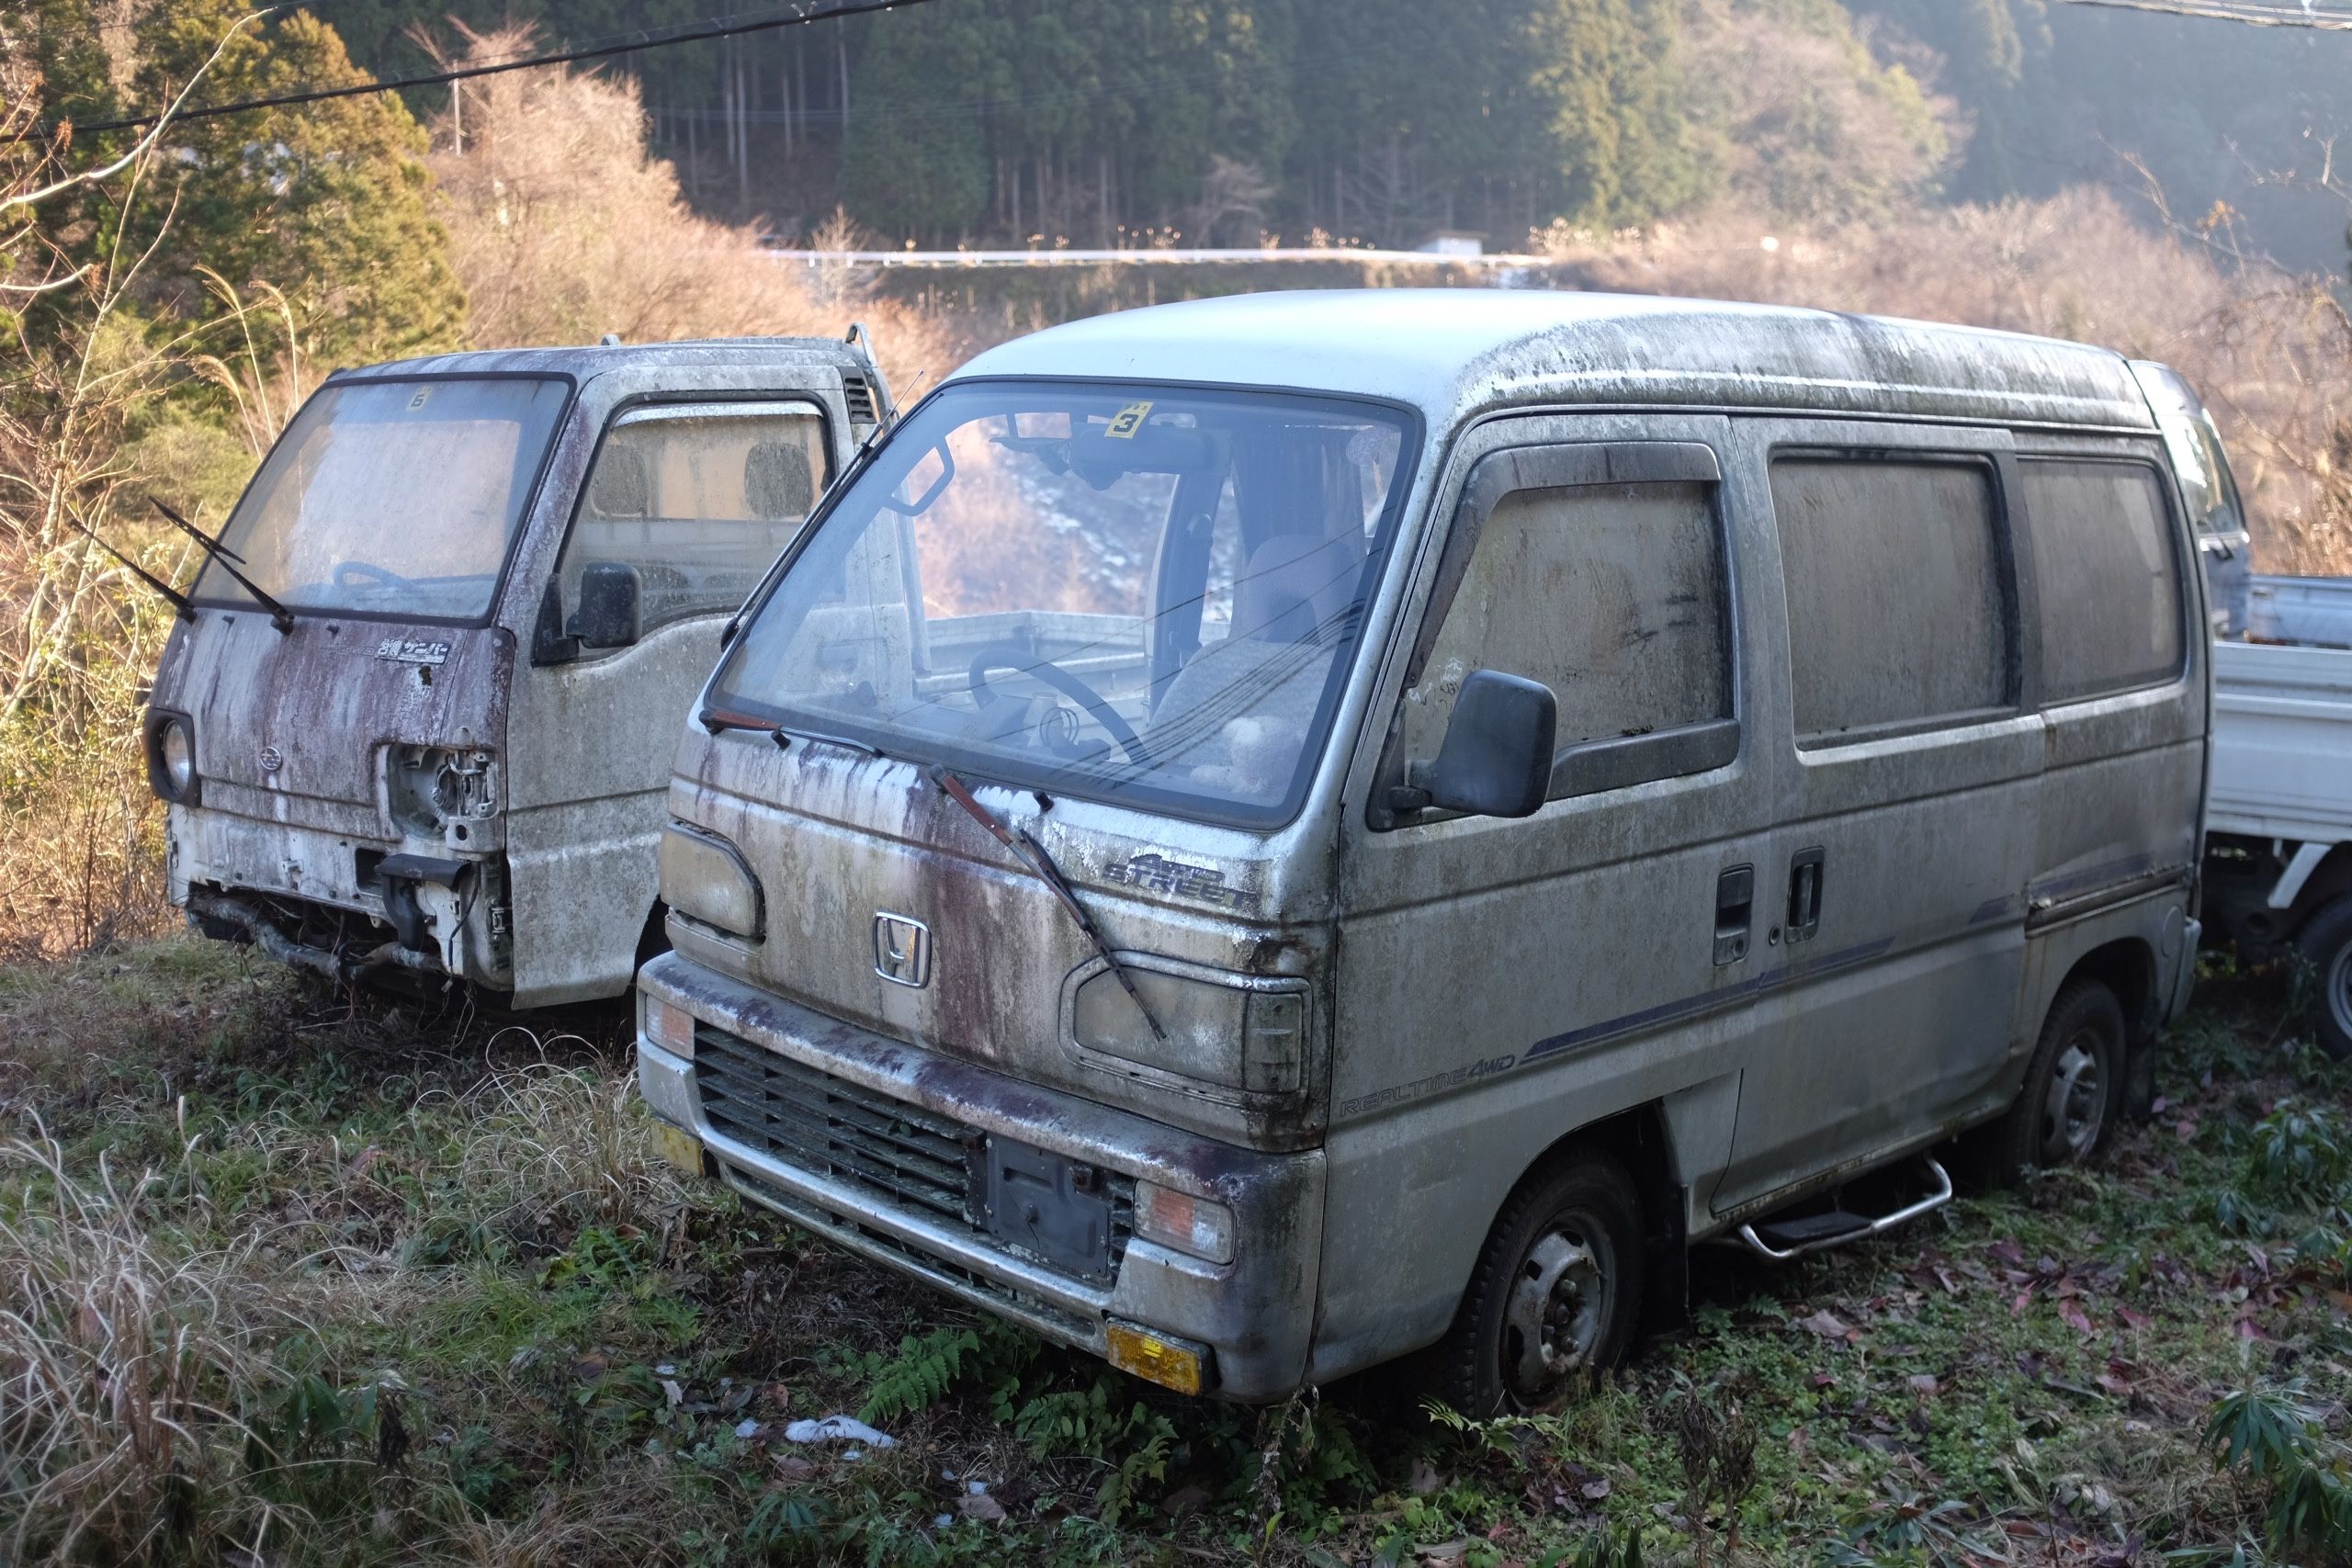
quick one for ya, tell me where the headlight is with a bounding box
[145,711,197,803]
[1070,968,1306,1095]
[659,823,764,941]
[161,720,193,793]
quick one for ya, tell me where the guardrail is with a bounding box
[761,246,1548,270]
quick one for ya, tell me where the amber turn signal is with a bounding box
[1104,1321,1206,1396]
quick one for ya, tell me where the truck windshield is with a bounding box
[199,377,570,622]
[709,381,1414,827]
[2135,365,2246,539]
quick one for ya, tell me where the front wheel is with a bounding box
[2297,895,2352,1062]
[1424,1149,1645,1417]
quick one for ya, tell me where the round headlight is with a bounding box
[159,718,194,796]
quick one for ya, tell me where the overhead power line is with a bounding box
[2050,0,2352,26]
[21,0,950,142]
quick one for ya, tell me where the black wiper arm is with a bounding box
[697,709,891,761]
[930,766,1167,1043]
[152,497,292,633]
[72,519,195,621]
[774,724,886,759]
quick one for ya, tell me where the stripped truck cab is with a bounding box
[147,336,891,1006]
[634,291,2211,1412]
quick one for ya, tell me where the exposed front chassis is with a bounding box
[171,804,506,991]
[634,953,1325,1402]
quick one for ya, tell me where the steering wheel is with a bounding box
[967,641,1149,769]
[332,559,415,590]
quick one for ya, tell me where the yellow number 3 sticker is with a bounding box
[1104,400,1153,439]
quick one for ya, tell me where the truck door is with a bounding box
[504,394,838,1005]
[1713,420,2040,1213]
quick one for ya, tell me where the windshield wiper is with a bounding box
[931,766,1167,1043]
[698,708,891,761]
[73,519,196,622]
[152,498,293,633]
[774,723,886,759]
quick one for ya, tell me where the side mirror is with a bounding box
[571,561,642,649]
[1412,670,1556,819]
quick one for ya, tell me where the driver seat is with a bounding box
[1146,532,1363,784]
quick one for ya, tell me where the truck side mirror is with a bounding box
[571,561,642,649]
[1414,670,1556,819]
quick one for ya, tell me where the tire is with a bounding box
[2297,894,2352,1063]
[1986,979,2126,1183]
[1423,1148,1645,1419]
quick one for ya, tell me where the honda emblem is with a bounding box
[872,912,932,988]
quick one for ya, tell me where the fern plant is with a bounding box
[853,1316,1041,1426]
[854,1325,980,1425]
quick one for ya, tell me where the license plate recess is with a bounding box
[976,1135,1115,1283]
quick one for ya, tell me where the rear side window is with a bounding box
[1770,457,2011,745]
[1402,479,1732,783]
[2019,459,2184,702]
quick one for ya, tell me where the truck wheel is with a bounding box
[1988,979,2124,1182]
[1426,1148,1645,1418]
[2299,895,2352,1062]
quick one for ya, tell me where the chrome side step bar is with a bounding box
[1735,1156,1954,1263]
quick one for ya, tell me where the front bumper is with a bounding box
[171,804,503,988]
[634,952,1324,1402]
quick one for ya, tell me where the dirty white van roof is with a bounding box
[947,289,2156,433]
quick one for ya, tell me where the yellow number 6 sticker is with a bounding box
[1104,400,1153,439]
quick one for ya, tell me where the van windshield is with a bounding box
[708,381,1414,827]
[199,377,570,622]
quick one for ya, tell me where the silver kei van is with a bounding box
[145,336,890,1007]
[634,291,2210,1413]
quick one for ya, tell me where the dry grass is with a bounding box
[0,1133,285,1564]
[423,27,965,401]
[1537,188,2352,573]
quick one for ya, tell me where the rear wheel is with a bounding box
[2297,895,2352,1062]
[1985,979,2125,1184]
[1424,1149,1645,1418]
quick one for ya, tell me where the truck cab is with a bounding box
[148,336,891,1006]
[2131,360,2252,637]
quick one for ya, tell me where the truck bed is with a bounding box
[2246,573,2352,650]
[2210,634,2352,843]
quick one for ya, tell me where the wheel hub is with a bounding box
[2041,1035,2103,1162]
[1502,1226,1605,1404]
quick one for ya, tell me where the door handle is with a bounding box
[1787,848,1825,944]
[1713,863,1754,966]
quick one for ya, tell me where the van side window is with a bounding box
[1401,479,1732,791]
[559,401,831,639]
[1770,457,2011,744]
[2019,458,2184,703]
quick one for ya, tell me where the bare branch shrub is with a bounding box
[424,26,961,399]
[1539,187,2351,571]
[0,31,238,958]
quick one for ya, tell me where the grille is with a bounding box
[692,1023,1134,1275]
